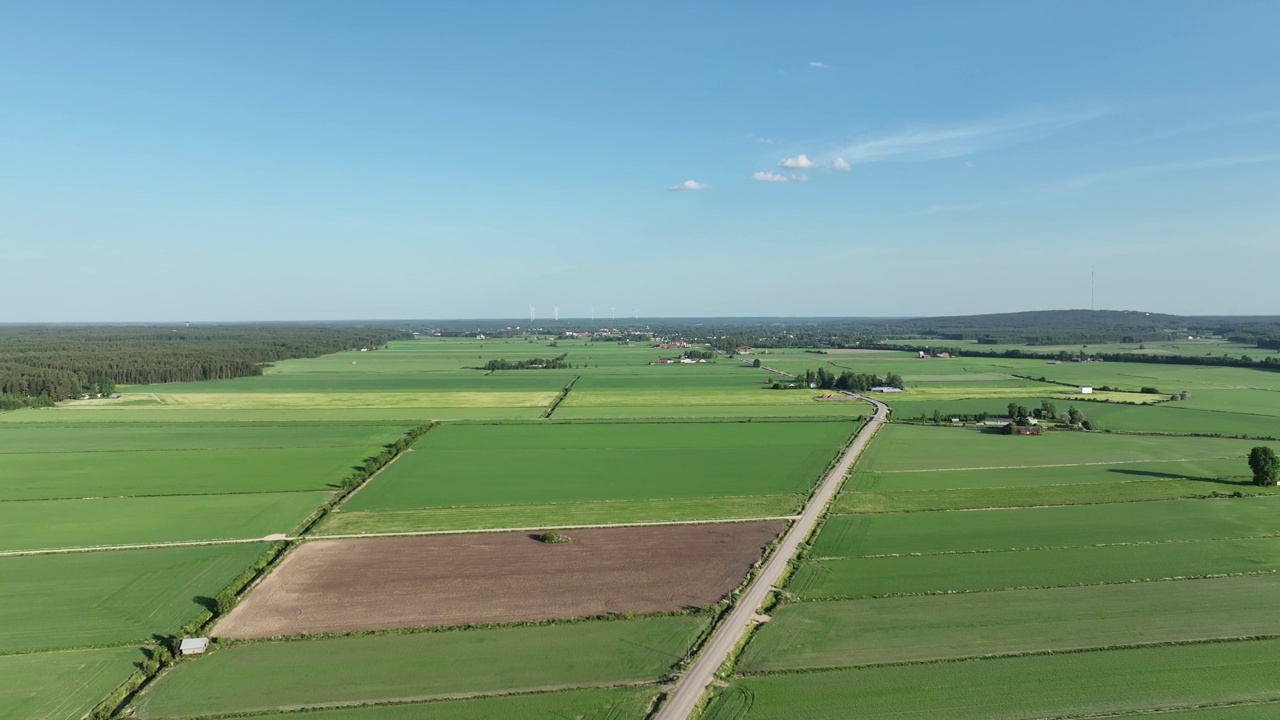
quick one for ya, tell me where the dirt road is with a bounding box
[652,394,889,720]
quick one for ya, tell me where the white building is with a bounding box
[179,637,209,656]
[1079,385,1094,394]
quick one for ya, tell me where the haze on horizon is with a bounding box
[3,1,1278,322]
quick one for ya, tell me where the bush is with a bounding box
[538,530,570,544]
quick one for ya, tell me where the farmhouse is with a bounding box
[1079,385,1094,394]
[868,386,904,393]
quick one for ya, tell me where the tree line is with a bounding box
[479,353,571,371]
[0,325,410,409]
[780,368,905,392]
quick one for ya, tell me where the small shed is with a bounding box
[1079,385,1094,394]
[179,637,209,656]
[869,386,904,393]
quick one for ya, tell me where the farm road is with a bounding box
[653,394,890,720]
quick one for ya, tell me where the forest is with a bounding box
[0,325,410,409]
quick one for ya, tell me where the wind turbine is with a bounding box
[633,307,638,319]
[611,307,616,321]
[591,306,595,321]
[553,306,559,321]
[529,305,535,323]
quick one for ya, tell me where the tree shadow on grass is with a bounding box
[1107,468,1253,487]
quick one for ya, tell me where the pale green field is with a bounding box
[744,575,1280,672]
[0,646,144,720]
[0,543,268,653]
[134,615,705,718]
[790,537,1280,599]
[238,687,658,720]
[710,639,1280,720]
[856,425,1267,472]
[0,492,327,551]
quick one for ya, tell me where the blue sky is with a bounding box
[3,1,1278,321]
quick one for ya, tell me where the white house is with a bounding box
[1079,385,1094,394]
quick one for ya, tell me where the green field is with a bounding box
[835,478,1280,513]
[0,423,408,453]
[15,334,1280,719]
[134,615,705,718]
[0,447,375,501]
[744,575,1280,672]
[709,639,1280,720]
[856,425,1267,472]
[0,646,144,720]
[236,687,656,720]
[791,537,1280,599]
[0,492,326,551]
[0,544,268,653]
[811,498,1280,558]
[317,495,798,534]
[338,421,853,520]
[848,457,1249,492]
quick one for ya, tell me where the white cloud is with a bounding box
[829,108,1107,167]
[832,157,851,171]
[668,180,709,191]
[779,154,815,169]
[757,137,775,144]
[753,171,808,183]
[808,61,829,69]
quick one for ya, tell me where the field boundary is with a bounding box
[541,374,580,419]
[326,424,434,514]
[311,515,801,541]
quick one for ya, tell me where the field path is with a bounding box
[653,393,889,720]
[0,534,288,558]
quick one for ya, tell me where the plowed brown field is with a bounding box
[214,521,785,638]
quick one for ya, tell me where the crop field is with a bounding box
[834,477,1280,513]
[17,332,1280,720]
[848,457,1248,492]
[710,349,1280,720]
[0,423,408,452]
[0,447,375,500]
[810,498,1279,557]
[134,615,706,718]
[239,686,659,720]
[332,420,851,531]
[856,425,1266,472]
[317,494,798,534]
[743,575,1280,672]
[0,544,268,653]
[791,537,1280,599]
[217,522,782,637]
[0,492,328,551]
[707,639,1280,720]
[0,646,145,720]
